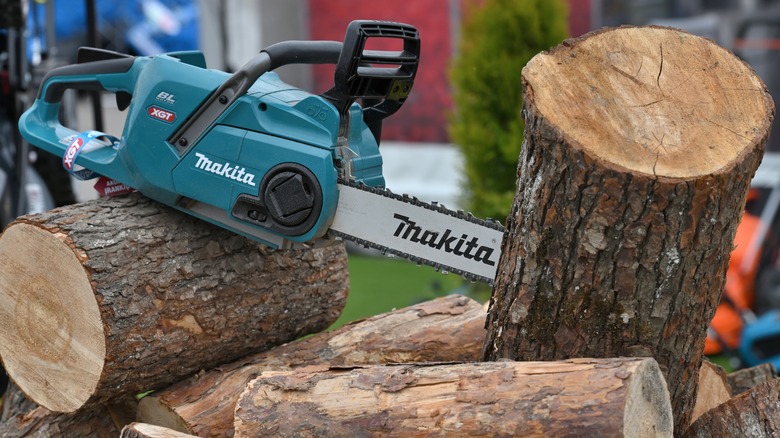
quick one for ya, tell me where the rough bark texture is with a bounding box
[483,26,773,432]
[1,381,38,421]
[121,423,199,438]
[137,295,486,437]
[0,193,349,413]
[690,360,731,424]
[234,358,672,437]
[728,363,777,396]
[0,380,137,430]
[684,378,780,437]
[0,405,120,438]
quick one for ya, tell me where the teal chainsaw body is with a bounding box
[19,21,419,247]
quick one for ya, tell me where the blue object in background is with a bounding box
[738,310,780,371]
[36,0,199,56]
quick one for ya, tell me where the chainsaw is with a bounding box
[18,20,505,284]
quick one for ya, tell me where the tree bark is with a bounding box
[690,360,731,425]
[121,423,199,438]
[1,381,38,421]
[0,406,120,438]
[137,294,486,437]
[728,363,776,396]
[0,193,349,413]
[483,25,773,432]
[234,358,672,437]
[684,378,780,437]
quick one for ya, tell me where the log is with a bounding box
[0,406,120,438]
[728,363,776,396]
[0,193,349,413]
[137,294,486,437]
[121,423,199,438]
[1,381,37,421]
[0,380,137,431]
[483,25,773,431]
[233,358,673,437]
[684,378,780,437]
[690,360,731,424]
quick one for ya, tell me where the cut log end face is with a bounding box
[624,358,674,436]
[525,26,773,178]
[0,223,104,413]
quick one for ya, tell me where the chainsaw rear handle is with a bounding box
[19,53,140,183]
[36,56,136,104]
[171,20,420,151]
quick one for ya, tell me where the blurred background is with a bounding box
[3,0,780,372]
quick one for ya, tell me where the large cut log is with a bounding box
[234,358,673,437]
[728,363,776,396]
[483,25,773,431]
[0,405,120,438]
[137,294,486,437]
[684,378,780,437]
[0,193,349,413]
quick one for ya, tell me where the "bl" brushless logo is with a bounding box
[148,106,176,123]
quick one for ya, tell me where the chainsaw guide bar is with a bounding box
[330,180,506,285]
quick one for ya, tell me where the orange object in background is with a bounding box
[705,208,763,355]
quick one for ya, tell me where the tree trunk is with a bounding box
[0,406,120,438]
[728,363,776,396]
[234,358,672,437]
[690,360,731,425]
[483,25,773,432]
[684,378,780,437]
[0,193,349,414]
[121,423,199,438]
[137,294,486,437]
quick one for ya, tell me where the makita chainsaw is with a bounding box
[19,20,505,284]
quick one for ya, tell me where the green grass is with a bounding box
[329,252,478,329]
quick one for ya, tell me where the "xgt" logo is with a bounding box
[148,106,176,123]
[63,137,83,170]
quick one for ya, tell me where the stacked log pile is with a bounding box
[0,25,777,437]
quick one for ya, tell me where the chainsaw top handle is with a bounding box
[170,20,420,151]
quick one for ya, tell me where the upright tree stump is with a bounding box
[483,26,773,432]
[0,193,349,413]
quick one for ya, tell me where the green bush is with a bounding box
[449,0,569,222]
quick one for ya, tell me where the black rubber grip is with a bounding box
[263,40,343,71]
[40,57,135,103]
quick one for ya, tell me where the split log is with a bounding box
[684,378,780,437]
[483,25,773,431]
[121,423,199,438]
[690,360,731,424]
[0,405,120,438]
[137,294,486,437]
[728,363,776,396]
[0,193,349,413]
[234,358,673,437]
